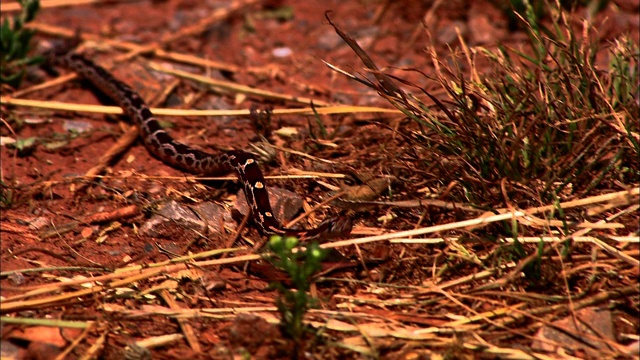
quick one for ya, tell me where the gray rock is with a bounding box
[234,186,303,224]
[140,200,233,238]
[531,307,616,356]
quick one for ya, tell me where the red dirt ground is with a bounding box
[1,0,638,359]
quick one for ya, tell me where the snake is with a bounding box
[44,45,352,241]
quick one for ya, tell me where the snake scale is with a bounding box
[45,45,352,241]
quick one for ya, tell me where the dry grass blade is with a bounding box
[148,62,332,106]
[325,11,404,99]
[1,0,101,12]
[55,321,94,360]
[115,0,261,60]
[157,289,201,353]
[325,187,638,248]
[0,96,398,116]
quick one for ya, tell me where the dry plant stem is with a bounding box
[371,0,393,24]
[74,125,139,193]
[155,49,239,73]
[118,306,279,318]
[28,22,263,74]
[148,62,331,107]
[10,247,76,264]
[79,329,107,360]
[266,143,336,164]
[7,170,344,186]
[591,233,640,267]
[221,211,251,258]
[496,189,639,217]
[0,266,105,278]
[4,248,240,297]
[0,96,398,117]
[326,13,403,98]
[462,340,556,360]
[392,236,638,244]
[38,204,141,239]
[134,334,185,349]
[324,187,639,249]
[2,189,636,313]
[115,0,260,61]
[418,265,515,294]
[1,0,100,13]
[408,0,445,50]
[81,204,140,223]
[54,321,95,360]
[0,222,40,240]
[436,299,532,338]
[285,190,348,228]
[497,285,639,327]
[443,297,618,354]
[158,289,201,353]
[60,237,103,267]
[12,73,78,98]
[0,254,262,312]
[0,118,19,176]
[477,201,637,292]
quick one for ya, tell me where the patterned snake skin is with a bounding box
[46,46,352,241]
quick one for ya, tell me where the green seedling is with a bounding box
[266,235,328,346]
[1,0,42,87]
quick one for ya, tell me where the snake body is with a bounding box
[47,47,352,240]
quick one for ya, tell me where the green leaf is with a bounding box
[268,235,283,249]
[284,236,298,251]
[24,54,44,66]
[8,136,37,156]
[1,70,24,87]
[24,0,41,23]
[6,34,21,61]
[16,30,33,58]
[0,18,13,52]
[0,0,40,86]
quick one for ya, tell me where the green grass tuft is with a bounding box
[0,0,42,88]
[372,2,638,206]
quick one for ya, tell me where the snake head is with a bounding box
[42,32,83,64]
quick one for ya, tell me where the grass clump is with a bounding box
[325,2,638,283]
[343,2,638,206]
[438,9,636,202]
[0,0,42,88]
[498,0,610,29]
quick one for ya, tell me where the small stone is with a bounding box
[140,200,232,238]
[8,273,25,286]
[272,46,292,58]
[63,120,93,133]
